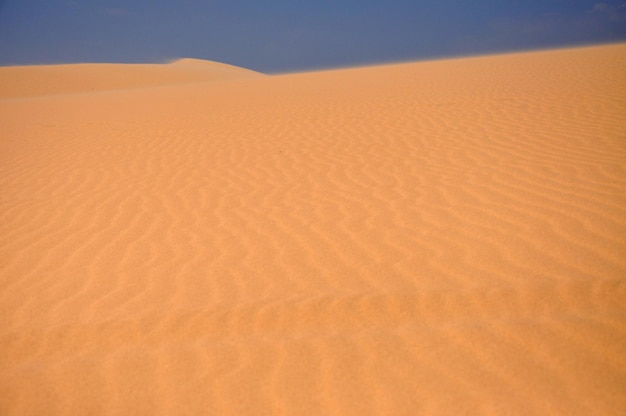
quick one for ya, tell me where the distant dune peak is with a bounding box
[0,59,263,99]
[169,57,224,66]
[169,57,261,73]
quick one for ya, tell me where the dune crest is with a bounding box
[1,43,625,415]
[170,57,259,72]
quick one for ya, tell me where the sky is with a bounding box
[0,0,625,73]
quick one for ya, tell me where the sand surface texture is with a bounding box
[1,44,625,415]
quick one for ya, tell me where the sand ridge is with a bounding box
[1,43,625,415]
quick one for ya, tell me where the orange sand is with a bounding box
[1,44,625,415]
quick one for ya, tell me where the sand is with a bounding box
[1,44,625,415]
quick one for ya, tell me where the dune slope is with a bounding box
[1,44,625,415]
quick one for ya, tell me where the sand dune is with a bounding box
[0,58,262,99]
[1,43,625,415]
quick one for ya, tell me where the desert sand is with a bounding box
[1,43,625,415]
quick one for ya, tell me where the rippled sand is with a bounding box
[1,43,625,415]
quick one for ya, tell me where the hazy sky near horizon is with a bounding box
[1,0,625,72]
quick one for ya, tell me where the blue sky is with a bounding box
[0,0,625,72]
